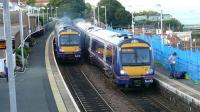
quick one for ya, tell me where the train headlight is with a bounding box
[120,70,126,75]
[76,47,81,52]
[146,68,153,74]
[59,48,64,52]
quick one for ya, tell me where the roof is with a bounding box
[76,21,132,45]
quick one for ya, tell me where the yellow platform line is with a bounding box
[45,32,68,112]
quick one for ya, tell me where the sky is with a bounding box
[85,0,200,25]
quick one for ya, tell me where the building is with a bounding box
[0,2,41,58]
[134,15,147,21]
[148,14,160,21]
[183,24,200,33]
[165,31,192,49]
[134,14,173,21]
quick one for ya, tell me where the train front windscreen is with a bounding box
[59,34,80,46]
[121,48,150,66]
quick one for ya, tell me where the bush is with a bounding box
[15,46,31,66]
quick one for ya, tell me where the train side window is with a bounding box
[106,46,112,65]
[96,42,104,59]
[91,39,104,59]
[91,39,97,51]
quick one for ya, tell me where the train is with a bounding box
[76,21,155,88]
[54,17,82,61]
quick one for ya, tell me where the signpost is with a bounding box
[3,0,18,112]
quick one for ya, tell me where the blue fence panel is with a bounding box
[107,27,200,82]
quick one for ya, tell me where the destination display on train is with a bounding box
[121,48,134,52]
[0,40,6,49]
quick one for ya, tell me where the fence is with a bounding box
[107,26,200,83]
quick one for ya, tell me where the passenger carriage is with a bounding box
[76,21,154,87]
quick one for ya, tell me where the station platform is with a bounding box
[155,64,200,109]
[0,28,79,112]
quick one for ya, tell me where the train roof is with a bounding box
[55,18,79,35]
[76,22,133,45]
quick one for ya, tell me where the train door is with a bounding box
[104,45,113,77]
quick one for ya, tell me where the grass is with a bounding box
[185,73,191,80]
[194,81,200,85]
[154,60,163,67]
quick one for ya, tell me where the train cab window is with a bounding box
[121,48,150,66]
[136,48,150,64]
[106,46,112,65]
[59,34,80,46]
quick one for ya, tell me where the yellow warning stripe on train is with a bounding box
[121,43,149,48]
[60,32,79,35]
[123,66,150,76]
[61,46,80,52]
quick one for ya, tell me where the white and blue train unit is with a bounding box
[54,18,82,61]
[76,21,155,87]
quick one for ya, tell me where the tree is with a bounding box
[114,8,131,27]
[164,18,183,31]
[49,0,85,19]
[98,0,131,27]
[84,3,93,20]
[25,0,35,5]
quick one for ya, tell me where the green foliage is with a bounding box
[25,0,35,5]
[15,48,30,58]
[163,18,183,31]
[154,60,164,68]
[185,74,191,80]
[192,33,200,38]
[114,8,131,27]
[84,3,93,20]
[98,0,131,27]
[196,41,200,45]
[134,11,159,16]
[49,0,85,19]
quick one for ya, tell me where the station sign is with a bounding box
[0,40,6,49]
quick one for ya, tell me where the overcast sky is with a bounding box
[85,0,200,25]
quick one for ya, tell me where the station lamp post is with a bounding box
[51,7,53,18]
[93,6,96,25]
[128,5,135,36]
[100,6,107,28]
[27,6,32,34]
[46,7,49,23]
[17,0,25,70]
[55,7,58,18]
[41,7,45,25]
[3,0,17,112]
[131,12,135,36]
[156,4,163,46]
[97,6,100,27]
[37,8,40,30]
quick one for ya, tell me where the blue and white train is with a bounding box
[76,21,155,87]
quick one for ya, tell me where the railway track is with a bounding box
[125,90,173,112]
[59,64,113,112]
[80,63,176,112]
